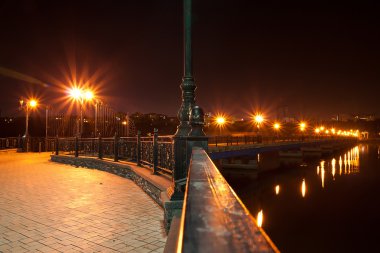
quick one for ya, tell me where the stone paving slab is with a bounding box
[0,151,166,252]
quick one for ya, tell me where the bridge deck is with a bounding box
[0,150,166,253]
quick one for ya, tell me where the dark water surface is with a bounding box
[223,144,380,253]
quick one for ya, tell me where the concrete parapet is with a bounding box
[50,155,169,207]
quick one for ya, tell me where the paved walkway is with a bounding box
[0,151,166,252]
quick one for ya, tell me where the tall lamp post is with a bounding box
[175,0,196,137]
[254,113,264,143]
[273,122,281,140]
[69,87,94,137]
[168,0,208,201]
[215,116,226,136]
[19,98,38,151]
[299,121,307,141]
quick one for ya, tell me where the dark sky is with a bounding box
[0,0,379,119]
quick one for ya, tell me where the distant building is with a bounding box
[354,114,375,122]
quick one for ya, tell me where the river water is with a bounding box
[223,144,380,252]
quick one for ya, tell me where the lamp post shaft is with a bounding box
[184,0,192,77]
[175,0,195,137]
[80,103,83,137]
[94,102,98,137]
[25,105,29,137]
[45,107,48,151]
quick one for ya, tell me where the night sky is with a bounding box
[0,0,379,119]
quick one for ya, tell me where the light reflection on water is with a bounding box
[301,178,306,197]
[257,209,263,228]
[224,144,380,252]
[275,184,280,195]
[321,160,325,188]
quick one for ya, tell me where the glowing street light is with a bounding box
[29,99,38,108]
[216,116,226,126]
[214,115,226,135]
[273,122,281,139]
[84,90,94,101]
[254,114,264,128]
[68,86,96,137]
[299,121,307,132]
[19,98,39,151]
[69,87,83,100]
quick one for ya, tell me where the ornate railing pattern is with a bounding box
[58,137,75,155]
[81,138,99,157]
[157,136,174,174]
[102,137,115,158]
[0,137,19,149]
[140,136,154,167]
[51,131,174,176]
[118,137,138,162]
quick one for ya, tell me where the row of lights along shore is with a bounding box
[214,114,360,137]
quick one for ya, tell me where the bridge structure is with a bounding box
[0,1,362,252]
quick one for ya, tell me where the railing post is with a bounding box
[75,136,79,157]
[153,128,158,175]
[215,136,218,147]
[55,136,59,155]
[17,135,21,148]
[114,132,119,162]
[137,130,141,166]
[98,134,103,159]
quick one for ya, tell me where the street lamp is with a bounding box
[254,114,264,129]
[253,113,264,143]
[19,98,38,151]
[215,116,226,135]
[273,122,281,131]
[299,121,307,141]
[20,98,38,138]
[273,122,281,140]
[299,121,307,132]
[68,87,94,137]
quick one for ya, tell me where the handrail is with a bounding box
[175,147,279,253]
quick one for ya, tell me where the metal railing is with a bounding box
[170,147,279,253]
[54,130,174,176]
[208,134,356,147]
[0,137,19,149]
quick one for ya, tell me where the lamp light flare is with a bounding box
[69,87,83,100]
[84,90,94,101]
[29,99,38,108]
[299,121,307,131]
[273,122,281,130]
[254,114,264,124]
[216,116,226,126]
